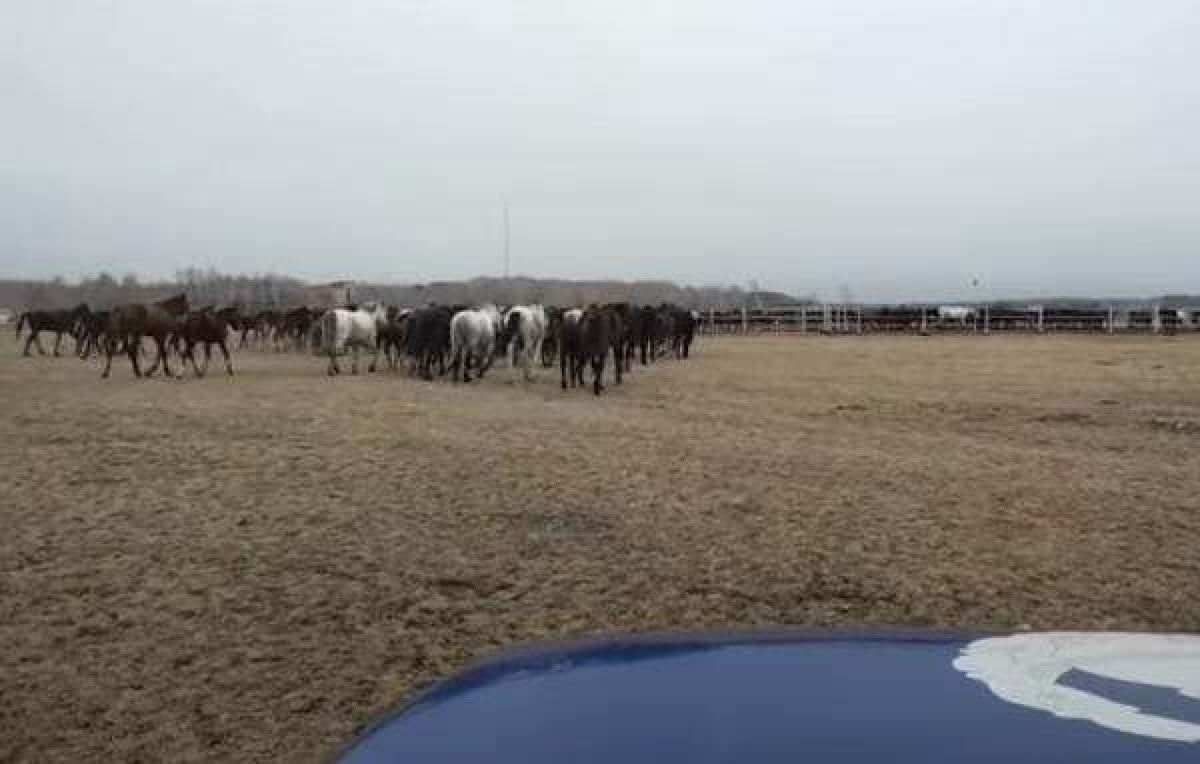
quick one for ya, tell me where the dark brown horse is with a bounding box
[214,306,256,350]
[576,304,624,395]
[101,293,190,379]
[15,304,90,357]
[279,306,319,352]
[174,308,235,377]
[75,309,111,360]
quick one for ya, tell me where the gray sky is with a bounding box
[3,1,1198,301]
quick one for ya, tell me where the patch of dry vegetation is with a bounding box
[2,334,1199,761]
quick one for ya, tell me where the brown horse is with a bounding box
[174,308,235,377]
[101,293,190,379]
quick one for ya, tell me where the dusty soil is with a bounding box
[3,334,1200,762]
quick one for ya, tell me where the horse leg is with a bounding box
[126,336,142,378]
[592,354,605,395]
[33,331,47,355]
[101,336,115,378]
[53,332,63,356]
[218,339,233,375]
[183,341,201,378]
[613,344,623,385]
[143,337,160,377]
[23,333,37,356]
[158,336,180,379]
[560,350,569,389]
[351,344,360,374]
[197,342,211,378]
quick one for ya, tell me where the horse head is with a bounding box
[157,293,190,316]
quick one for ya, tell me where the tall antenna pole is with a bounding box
[503,197,511,280]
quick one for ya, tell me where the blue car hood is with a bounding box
[334,629,1200,763]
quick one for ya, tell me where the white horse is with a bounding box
[320,302,388,376]
[502,304,548,382]
[449,304,502,383]
[938,305,976,329]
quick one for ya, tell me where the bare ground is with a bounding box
[3,334,1200,762]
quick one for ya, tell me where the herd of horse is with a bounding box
[13,297,700,394]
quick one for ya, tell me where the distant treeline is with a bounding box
[0,269,802,312]
[3,270,1197,311]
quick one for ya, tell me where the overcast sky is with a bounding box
[3,1,1198,301]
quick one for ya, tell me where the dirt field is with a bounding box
[3,334,1200,762]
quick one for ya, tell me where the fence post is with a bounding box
[1037,306,1045,334]
[800,306,806,335]
[920,308,928,334]
[741,307,748,335]
[1152,304,1162,334]
[983,304,990,335]
[1107,305,1114,335]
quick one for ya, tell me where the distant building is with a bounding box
[0,308,12,324]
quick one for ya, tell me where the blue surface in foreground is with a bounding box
[333,632,1197,763]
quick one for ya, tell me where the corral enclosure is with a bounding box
[3,334,1200,761]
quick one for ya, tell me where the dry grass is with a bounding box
[3,334,1200,762]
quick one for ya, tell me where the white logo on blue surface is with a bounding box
[954,632,1200,743]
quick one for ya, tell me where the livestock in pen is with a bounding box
[18,291,703,397]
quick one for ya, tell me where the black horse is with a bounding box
[15,303,90,357]
[173,308,235,377]
[75,309,111,360]
[575,304,624,395]
[405,305,455,380]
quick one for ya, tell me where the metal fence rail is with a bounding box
[697,306,1200,336]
